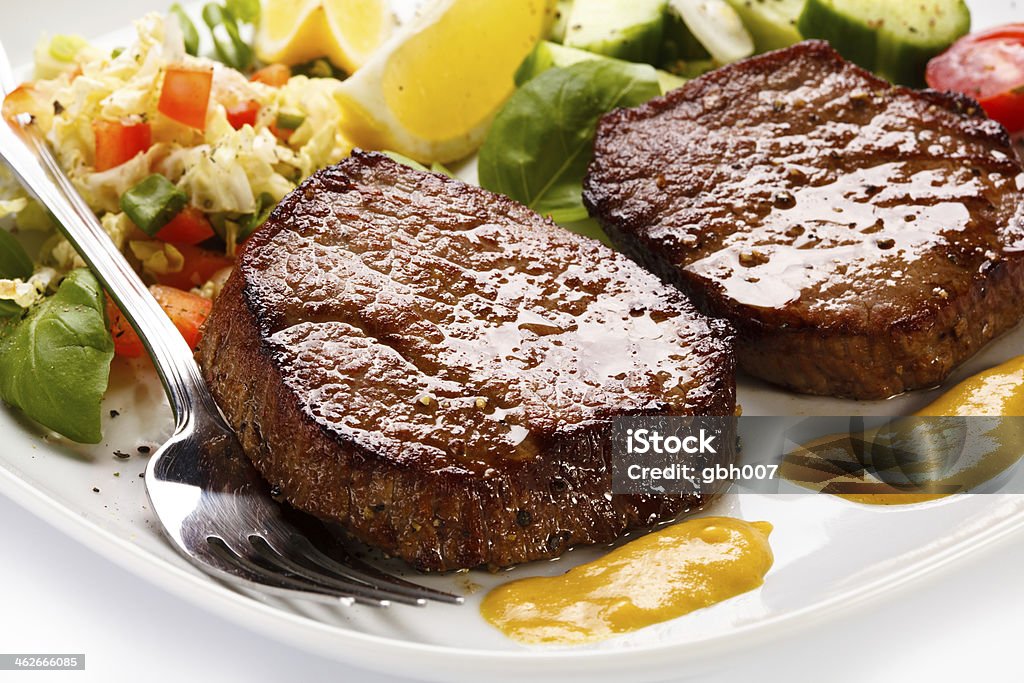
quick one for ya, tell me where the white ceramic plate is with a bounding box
[2,2,1024,681]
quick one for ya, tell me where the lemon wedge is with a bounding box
[335,0,555,164]
[255,0,395,74]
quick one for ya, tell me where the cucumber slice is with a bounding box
[548,0,573,43]
[516,41,687,94]
[564,0,667,64]
[670,0,755,65]
[660,5,712,65]
[797,0,971,86]
[724,0,805,53]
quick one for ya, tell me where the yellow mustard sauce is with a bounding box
[783,356,1024,505]
[480,517,773,645]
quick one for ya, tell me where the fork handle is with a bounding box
[0,117,206,428]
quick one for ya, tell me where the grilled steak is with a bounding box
[584,41,1024,400]
[198,151,735,571]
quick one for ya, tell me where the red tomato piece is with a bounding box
[154,207,215,245]
[107,286,213,357]
[250,63,291,87]
[92,119,152,172]
[150,285,213,351]
[226,99,260,129]
[155,243,234,290]
[927,24,1024,133]
[107,296,146,358]
[158,64,214,130]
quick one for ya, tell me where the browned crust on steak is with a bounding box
[584,41,1024,400]
[199,152,736,571]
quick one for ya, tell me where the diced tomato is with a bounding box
[154,207,215,245]
[927,24,1024,133]
[107,286,213,358]
[150,285,212,351]
[250,64,291,88]
[107,296,145,358]
[92,119,152,172]
[226,99,260,129]
[158,64,214,130]
[155,242,234,290]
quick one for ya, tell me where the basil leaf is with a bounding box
[0,269,114,443]
[0,230,35,317]
[0,230,33,280]
[478,60,660,224]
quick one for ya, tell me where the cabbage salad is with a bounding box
[0,9,354,442]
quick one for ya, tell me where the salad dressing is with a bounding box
[480,517,773,645]
[783,356,1024,505]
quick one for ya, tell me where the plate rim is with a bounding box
[4,1,1024,679]
[3,456,1023,681]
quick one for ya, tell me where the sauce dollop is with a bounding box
[916,355,1024,418]
[783,356,1024,504]
[480,517,773,645]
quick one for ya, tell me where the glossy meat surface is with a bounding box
[585,42,1024,399]
[199,152,736,570]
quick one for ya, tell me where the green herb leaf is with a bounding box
[0,230,35,318]
[202,3,253,70]
[226,0,260,24]
[169,3,201,56]
[0,269,114,443]
[0,230,33,281]
[292,58,345,79]
[478,60,660,225]
[239,192,276,240]
[120,174,188,235]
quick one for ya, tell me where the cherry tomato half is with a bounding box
[927,24,1024,134]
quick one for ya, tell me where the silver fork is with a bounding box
[0,43,460,608]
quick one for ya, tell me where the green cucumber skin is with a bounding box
[516,41,687,94]
[725,0,805,53]
[798,0,971,87]
[564,0,668,64]
[660,9,712,64]
[548,0,574,43]
[797,0,880,74]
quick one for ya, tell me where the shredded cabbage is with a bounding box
[0,268,58,309]
[4,12,356,307]
[130,240,184,276]
[0,199,27,218]
[27,14,352,222]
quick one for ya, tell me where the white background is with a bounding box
[1,1,1024,681]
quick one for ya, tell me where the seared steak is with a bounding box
[198,152,735,571]
[584,41,1024,400]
